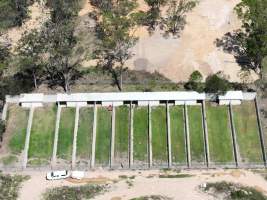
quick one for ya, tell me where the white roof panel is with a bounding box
[219,91,243,100]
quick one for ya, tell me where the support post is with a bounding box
[255,97,267,167]
[91,103,97,168]
[22,106,34,169]
[71,106,80,169]
[110,105,116,168]
[229,103,240,167]
[52,104,61,167]
[166,102,172,168]
[148,103,152,168]
[201,101,210,168]
[129,102,134,168]
[184,104,191,168]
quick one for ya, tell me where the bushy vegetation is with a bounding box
[203,181,267,200]
[0,0,32,31]
[0,173,30,200]
[42,184,106,200]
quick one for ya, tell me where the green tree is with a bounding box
[184,70,204,92]
[94,0,138,91]
[162,0,197,37]
[234,0,267,71]
[144,0,168,31]
[0,40,10,75]
[16,30,46,89]
[0,0,31,31]
[205,73,231,94]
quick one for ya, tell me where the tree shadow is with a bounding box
[215,30,254,70]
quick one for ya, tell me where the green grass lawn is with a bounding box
[28,105,56,160]
[151,106,168,165]
[133,107,148,164]
[76,107,94,160]
[187,106,205,163]
[57,108,75,160]
[170,106,186,164]
[95,107,111,165]
[206,103,234,163]
[115,106,129,166]
[233,102,262,163]
[8,106,29,154]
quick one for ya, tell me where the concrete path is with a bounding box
[91,104,97,168]
[148,104,152,168]
[71,106,80,169]
[52,105,62,167]
[110,106,116,168]
[22,106,34,168]
[166,102,172,167]
[255,97,267,167]
[184,104,191,168]
[201,102,210,168]
[228,103,241,167]
[129,103,134,167]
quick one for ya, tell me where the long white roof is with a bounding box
[18,92,206,103]
[57,92,206,102]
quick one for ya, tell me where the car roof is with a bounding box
[52,170,67,176]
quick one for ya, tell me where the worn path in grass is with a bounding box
[151,106,168,166]
[95,108,111,166]
[206,104,234,164]
[233,102,262,163]
[57,108,75,161]
[133,107,148,167]
[28,105,56,165]
[169,106,186,165]
[187,106,205,164]
[115,106,129,168]
[76,107,94,165]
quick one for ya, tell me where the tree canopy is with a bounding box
[234,0,267,71]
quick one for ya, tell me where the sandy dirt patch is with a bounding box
[126,0,258,82]
[14,169,267,200]
[4,2,49,51]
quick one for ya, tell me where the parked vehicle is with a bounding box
[46,170,70,180]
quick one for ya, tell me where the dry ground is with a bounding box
[12,169,267,200]
[3,0,258,83]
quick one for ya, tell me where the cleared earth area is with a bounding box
[0,101,265,169]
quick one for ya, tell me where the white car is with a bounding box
[46,170,70,180]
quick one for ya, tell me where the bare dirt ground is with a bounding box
[3,0,258,83]
[126,0,258,82]
[3,2,49,51]
[13,169,267,200]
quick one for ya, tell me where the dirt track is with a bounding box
[16,169,267,200]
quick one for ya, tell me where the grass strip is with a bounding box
[187,106,205,163]
[28,105,56,159]
[57,108,75,160]
[206,104,234,163]
[170,106,186,164]
[233,102,262,163]
[151,106,168,165]
[76,107,94,159]
[95,107,111,165]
